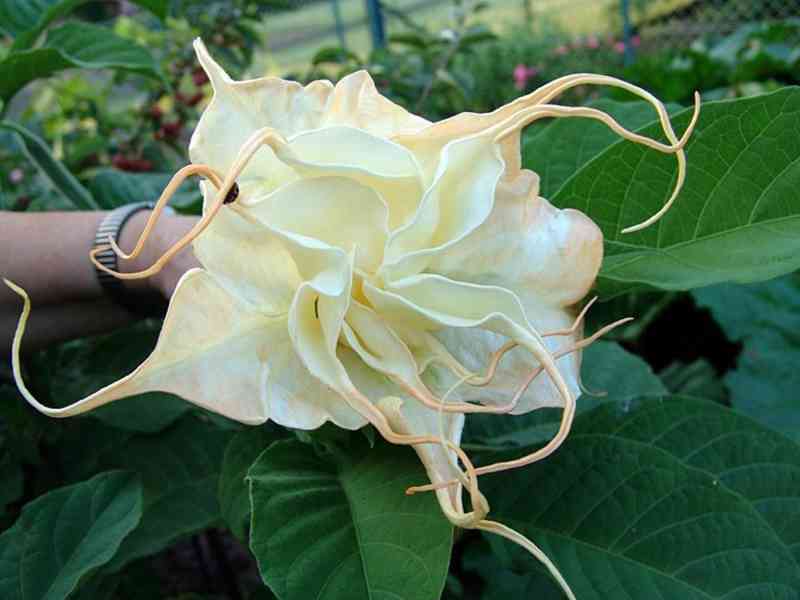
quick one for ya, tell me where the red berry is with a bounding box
[15,195,32,211]
[128,158,153,172]
[185,91,204,106]
[161,121,182,139]
[148,104,163,120]
[192,69,209,86]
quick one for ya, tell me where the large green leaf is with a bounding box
[475,396,800,599]
[0,447,23,517]
[463,341,666,449]
[693,273,800,440]
[0,22,162,103]
[0,470,143,600]
[523,100,681,198]
[248,436,453,600]
[218,426,286,541]
[552,88,800,297]
[0,120,97,209]
[101,417,233,571]
[0,0,168,49]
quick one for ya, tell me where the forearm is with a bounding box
[1,211,108,305]
[1,210,199,353]
[0,297,133,352]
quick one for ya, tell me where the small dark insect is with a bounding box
[223,182,240,204]
[314,297,319,319]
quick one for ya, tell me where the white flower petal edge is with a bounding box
[4,272,365,430]
[6,39,701,600]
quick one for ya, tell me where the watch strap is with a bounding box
[93,202,169,318]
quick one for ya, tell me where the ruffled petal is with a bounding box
[274,126,423,230]
[363,274,580,412]
[381,126,506,281]
[429,171,604,308]
[426,309,581,414]
[7,270,364,429]
[189,40,428,199]
[321,70,430,137]
[193,183,301,312]
[242,176,390,273]
[377,396,465,514]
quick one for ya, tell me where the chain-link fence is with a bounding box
[259,0,800,73]
[631,0,800,47]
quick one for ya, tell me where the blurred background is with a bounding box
[2,0,800,214]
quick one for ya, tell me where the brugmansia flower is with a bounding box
[6,40,699,599]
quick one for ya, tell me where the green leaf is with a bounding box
[0,0,168,50]
[578,396,800,566]
[464,341,666,449]
[477,396,800,599]
[0,449,23,516]
[0,22,162,103]
[248,436,453,600]
[0,470,143,600]
[552,87,800,297]
[101,418,233,571]
[0,0,80,40]
[693,273,800,440]
[0,120,97,210]
[523,100,681,198]
[311,46,361,66]
[127,0,168,20]
[218,426,286,541]
[659,358,727,402]
[89,169,202,212]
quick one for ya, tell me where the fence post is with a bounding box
[330,0,347,49]
[365,0,387,49]
[522,0,534,29]
[620,0,634,65]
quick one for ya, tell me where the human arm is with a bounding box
[1,209,199,351]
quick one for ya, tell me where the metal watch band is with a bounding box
[92,202,169,318]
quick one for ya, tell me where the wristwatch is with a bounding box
[92,202,172,318]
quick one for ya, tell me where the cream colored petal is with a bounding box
[377,396,465,515]
[189,40,428,199]
[269,126,423,231]
[363,274,580,411]
[7,270,362,429]
[381,128,505,281]
[391,74,612,183]
[193,182,301,312]
[365,274,536,342]
[427,308,581,414]
[320,69,431,137]
[241,176,389,273]
[341,301,424,392]
[287,126,420,178]
[429,172,604,308]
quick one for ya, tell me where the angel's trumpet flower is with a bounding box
[6,39,699,599]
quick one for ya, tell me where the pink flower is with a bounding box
[554,45,569,56]
[613,41,626,54]
[586,35,600,49]
[631,35,641,48]
[9,168,23,184]
[513,64,539,91]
